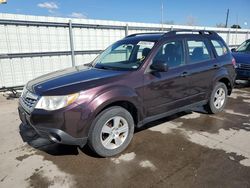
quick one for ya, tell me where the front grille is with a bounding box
[20,87,39,113]
[239,63,250,70]
[22,97,37,108]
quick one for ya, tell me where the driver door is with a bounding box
[143,39,192,117]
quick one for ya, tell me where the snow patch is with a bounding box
[139,160,157,171]
[240,159,250,167]
[229,156,235,161]
[225,109,249,117]
[229,89,250,99]
[111,152,136,164]
[149,122,181,134]
[209,116,225,121]
[243,99,250,103]
[181,112,201,119]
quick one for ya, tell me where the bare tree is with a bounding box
[186,15,197,26]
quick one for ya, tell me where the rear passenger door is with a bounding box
[184,37,217,103]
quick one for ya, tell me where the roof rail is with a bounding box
[125,32,165,38]
[125,30,219,39]
[163,29,218,37]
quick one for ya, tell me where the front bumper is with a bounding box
[18,102,89,147]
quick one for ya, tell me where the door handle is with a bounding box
[181,71,189,77]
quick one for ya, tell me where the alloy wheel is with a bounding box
[100,116,129,150]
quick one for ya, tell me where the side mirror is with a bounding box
[150,60,169,72]
[231,48,236,52]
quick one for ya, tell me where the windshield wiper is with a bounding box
[85,63,93,67]
[94,64,132,71]
[95,64,117,70]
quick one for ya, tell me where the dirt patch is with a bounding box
[16,154,33,161]
[28,172,52,188]
[0,175,7,182]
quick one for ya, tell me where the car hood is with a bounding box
[232,52,250,64]
[26,65,128,95]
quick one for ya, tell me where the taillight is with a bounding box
[232,58,236,68]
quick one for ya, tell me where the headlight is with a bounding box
[35,93,79,111]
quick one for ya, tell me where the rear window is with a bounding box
[211,40,228,56]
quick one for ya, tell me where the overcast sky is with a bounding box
[0,0,249,28]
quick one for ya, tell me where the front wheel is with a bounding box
[88,106,134,157]
[205,82,228,114]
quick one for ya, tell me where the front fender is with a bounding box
[87,85,143,123]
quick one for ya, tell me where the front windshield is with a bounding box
[236,40,250,52]
[93,40,155,70]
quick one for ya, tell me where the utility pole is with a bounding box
[225,9,229,28]
[161,1,164,31]
[235,13,238,45]
[69,20,75,67]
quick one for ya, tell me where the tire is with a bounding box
[205,82,228,114]
[88,106,134,157]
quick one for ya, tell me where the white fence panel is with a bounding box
[0,13,250,89]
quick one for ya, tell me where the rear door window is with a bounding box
[187,40,211,64]
[211,40,228,56]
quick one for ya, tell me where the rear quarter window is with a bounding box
[211,40,228,56]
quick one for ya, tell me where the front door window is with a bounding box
[152,40,185,69]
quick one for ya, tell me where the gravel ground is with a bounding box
[0,84,250,188]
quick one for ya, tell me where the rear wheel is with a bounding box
[205,82,228,114]
[88,106,134,157]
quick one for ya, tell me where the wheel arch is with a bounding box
[96,100,139,125]
[213,68,234,96]
[88,86,143,127]
[216,77,233,95]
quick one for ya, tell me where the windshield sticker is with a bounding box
[137,41,155,48]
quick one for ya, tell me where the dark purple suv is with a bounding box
[18,30,236,157]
